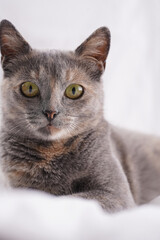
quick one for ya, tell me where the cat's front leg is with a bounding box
[71,190,135,213]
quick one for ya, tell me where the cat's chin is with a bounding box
[37,125,69,141]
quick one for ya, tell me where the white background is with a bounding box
[0,0,160,134]
[0,2,160,239]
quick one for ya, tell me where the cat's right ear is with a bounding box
[75,27,110,72]
[0,20,31,70]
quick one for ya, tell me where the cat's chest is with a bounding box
[3,137,88,192]
[4,137,78,163]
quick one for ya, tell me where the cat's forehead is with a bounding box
[8,50,95,89]
[18,51,73,74]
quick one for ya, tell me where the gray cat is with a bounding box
[0,20,160,212]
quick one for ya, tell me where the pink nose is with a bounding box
[43,110,58,121]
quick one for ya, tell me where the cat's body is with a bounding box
[111,126,160,204]
[0,20,160,212]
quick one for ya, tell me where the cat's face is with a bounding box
[0,20,110,141]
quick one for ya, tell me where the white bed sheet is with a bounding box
[0,187,160,240]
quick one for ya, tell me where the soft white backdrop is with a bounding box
[1,2,160,239]
[0,0,160,134]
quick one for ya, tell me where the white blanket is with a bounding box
[0,187,160,240]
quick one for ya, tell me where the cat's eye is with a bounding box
[65,84,84,99]
[21,82,39,98]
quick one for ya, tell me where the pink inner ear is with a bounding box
[81,42,108,71]
[95,44,108,63]
[75,28,110,72]
[1,35,18,57]
[0,20,31,64]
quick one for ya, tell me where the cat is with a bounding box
[0,19,160,213]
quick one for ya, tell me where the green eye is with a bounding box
[21,82,39,97]
[65,84,84,99]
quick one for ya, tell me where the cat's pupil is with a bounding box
[72,87,76,95]
[29,85,32,93]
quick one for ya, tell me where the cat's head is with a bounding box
[0,20,110,141]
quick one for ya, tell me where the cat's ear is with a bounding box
[0,20,31,68]
[75,27,110,71]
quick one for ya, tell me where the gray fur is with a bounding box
[0,20,160,212]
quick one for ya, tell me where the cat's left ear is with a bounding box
[0,20,31,68]
[75,27,110,71]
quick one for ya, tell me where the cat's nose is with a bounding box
[43,110,58,121]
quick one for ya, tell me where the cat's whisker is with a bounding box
[6,123,28,140]
[7,120,27,133]
[6,116,34,135]
[6,111,35,115]
[65,114,89,119]
[65,120,78,136]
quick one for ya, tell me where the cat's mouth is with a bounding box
[38,122,60,136]
[47,122,54,127]
[46,123,59,131]
[38,122,61,137]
